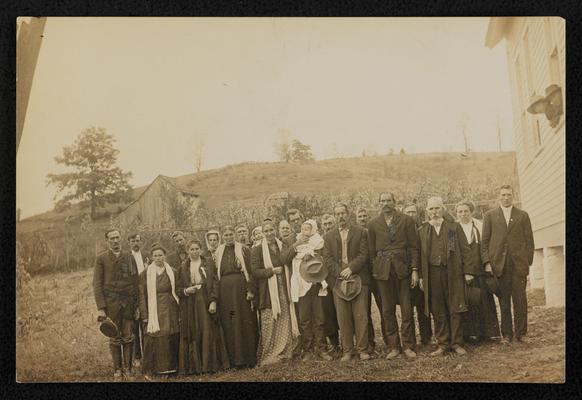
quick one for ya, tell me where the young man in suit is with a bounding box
[166,230,188,269]
[367,192,420,360]
[481,185,535,344]
[323,203,370,362]
[93,229,139,380]
[127,232,149,369]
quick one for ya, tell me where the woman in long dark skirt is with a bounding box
[456,200,501,341]
[214,226,259,368]
[176,239,230,374]
[139,245,180,379]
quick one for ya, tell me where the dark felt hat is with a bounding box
[299,255,328,283]
[333,274,362,302]
[99,317,119,338]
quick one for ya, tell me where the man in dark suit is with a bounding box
[93,229,139,380]
[481,185,534,344]
[418,197,476,356]
[166,230,188,269]
[127,232,149,369]
[323,203,370,362]
[319,214,340,352]
[356,207,386,354]
[403,203,433,346]
[367,192,420,360]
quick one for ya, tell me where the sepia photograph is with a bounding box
[15,17,565,383]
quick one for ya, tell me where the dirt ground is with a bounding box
[16,268,565,383]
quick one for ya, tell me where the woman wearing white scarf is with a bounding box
[251,220,299,366]
[138,245,180,378]
[176,239,230,374]
[456,200,500,341]
[287,219,332,361]
[213,226,259,368]
[204,229,221,261]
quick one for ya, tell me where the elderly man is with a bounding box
[403,203,433,347]
[127,232,149,369]
[418,197,475,356]
[481,185,534,344]
[166,230,188,269]
[367,192,420,359]
[93,229,139,380]
[323,203,371,361]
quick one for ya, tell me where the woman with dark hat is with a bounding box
[456,200,500,342]
[214,226,259,368]
[139,244,180,379]
[176,239,230,374]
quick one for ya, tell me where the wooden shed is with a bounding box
[119,175,200,229]
[485,17,565,306]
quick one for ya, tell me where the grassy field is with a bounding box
[16,267,564,383]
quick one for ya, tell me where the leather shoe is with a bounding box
[340,353,352,362]
[385,349,400,360]
[430,347,447,357]
[452,346,467,355]
[403,349,417,359]
[319,352,333,361]
[359,352,371,361]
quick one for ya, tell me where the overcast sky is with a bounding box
[17,17,514,219]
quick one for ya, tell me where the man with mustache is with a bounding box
[235,224,252,248]
[356,206,386,354]
[321,214,336,235]
[94,229,139,380]
[367,192,419,359]
[418,197,475,356]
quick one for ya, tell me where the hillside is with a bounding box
[18,151,516,230]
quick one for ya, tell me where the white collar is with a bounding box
[501,205,513,213]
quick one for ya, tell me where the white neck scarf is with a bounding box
[146,262,179,334]
[215,242,250,282]
[132,250,145,275]
[261,237,299,337]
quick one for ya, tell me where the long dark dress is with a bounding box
[462,223,501,339]
[176,256,230,374]
[139,268,180,375]
[218,244,259,367]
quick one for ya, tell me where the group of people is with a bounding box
[93,184,534,380]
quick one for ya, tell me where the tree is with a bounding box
[290,139,315,163]
[46,127,133,221]
[273,128,292,163]
[399,147,406,155]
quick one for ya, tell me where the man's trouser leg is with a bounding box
[353,285,370,355]
[334,293,354,354]
[298,285,321,353]
[511,266,528,339]
[397,276,415,350]
[497,260,514,339]
[429,266,451,349]
[377,273,401,352]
